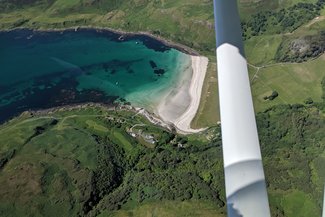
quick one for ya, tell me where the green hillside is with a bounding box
[0,0,323,55]
[0,106,226,217]
[0,0,215,54]
[0,90,324,216]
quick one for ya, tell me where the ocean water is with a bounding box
[0,29,191,122]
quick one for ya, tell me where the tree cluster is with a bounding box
[242,1,325,39]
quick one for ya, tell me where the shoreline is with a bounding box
[156,56,209,134]
[2,103,176,133]
[0,26,199,56]
[0,28,209,134]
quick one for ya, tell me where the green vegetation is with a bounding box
[0,0,323,57]
[238,0,318,19]
[0,0,216,54]
[240,0,325,115]
[241,1,325,38]
[249,54,325,112]
[245,34,283,65]
[263,90,279,101]
[192,59,220,128]
[322,77,325,100]
[0,107,226,217]
[0,80,324,216]
[244,8,325,113]
[259,104,325,216]
[99,201,224,217]
[275,31,325,62]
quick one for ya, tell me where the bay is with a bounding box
[0,29,191,122]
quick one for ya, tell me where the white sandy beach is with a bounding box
[156,56,209,133]
[126,55,209,133]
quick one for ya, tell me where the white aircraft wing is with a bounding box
[213,0,271,216]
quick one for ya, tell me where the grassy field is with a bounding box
[238,0,318,20]
[243,11,325,112]
[269,190,320,217]
[99,201,225,217]
[249,54,325,112]
[192,56,220,129]
[245,35,283,66]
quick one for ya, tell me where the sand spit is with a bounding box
[156,56,209,134]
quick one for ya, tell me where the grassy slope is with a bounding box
[0,106,226,217]
[0,100,324,216]
[249,54,325,112]
[259,103,325,216]
[245,14,325,112]
[239,0,318,19]
[192,56,220,128]
[0,0,216,54]
[101,201,224,217]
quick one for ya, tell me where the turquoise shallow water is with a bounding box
[0,29,191,122]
